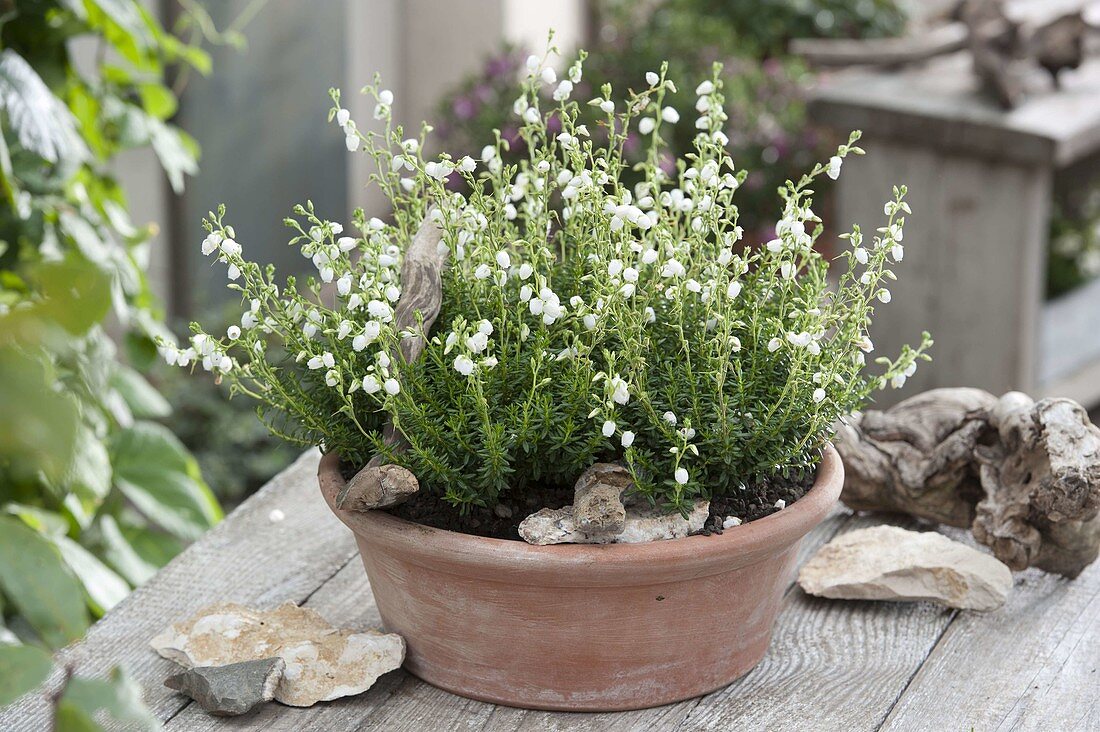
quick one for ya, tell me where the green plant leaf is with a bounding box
[56,667,159,731]
[64,425,113,514]
[0,346,80,485]
[31,257,113,336]
[147,118,197,193]
[111,421,222,541]
[0,516,89,648]
[0,644,53,708]
[110,364,170,419]
[82,0,156,53]
[0,50,87,165]
[54,536,131,616]
[138,82,176,120]
[4,503,69,537]
[95,515,158,585]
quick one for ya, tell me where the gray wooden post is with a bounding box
[811,53,1100,407]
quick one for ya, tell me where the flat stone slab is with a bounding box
[798,525,1013,611]
[150,602,404,706]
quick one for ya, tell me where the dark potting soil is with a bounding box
[694,469,816,536]
[387,480,575,541]
[339,459,815,541]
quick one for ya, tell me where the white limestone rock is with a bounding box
[798,525,1013,611]
[150,602,404,706]
[519,499,709,545]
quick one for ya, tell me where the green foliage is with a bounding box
[54,667,159,731]
[435,0,906,235]
[176,44,931,518]
[676,0,906,58]
[156,363,300,508]
[1047,186,1100,299]
[0,643,53,707]
[0,0,227,659]
[0,515,89,648]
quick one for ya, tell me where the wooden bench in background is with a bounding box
[813,53,1100,410]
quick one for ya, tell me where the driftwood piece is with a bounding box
[974,393,1100,575]
[335,214,446,512]
[792,0,1100,109]
[834,388,1100,577]
[836,387,995,527]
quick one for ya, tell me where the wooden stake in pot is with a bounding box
[834,387,1100,577]
[335,214,447,511]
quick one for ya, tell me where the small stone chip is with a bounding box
[164,657,284,716]
[722,516,742,529]
[268,509,285,523]
[774,499,786,509]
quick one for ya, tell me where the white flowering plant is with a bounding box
[164,44,931,517]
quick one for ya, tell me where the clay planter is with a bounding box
[317,446,843,711]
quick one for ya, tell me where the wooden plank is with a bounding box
[0,450,359,731]
[882,547,1100,731]
[811,53,1100,167]
[1038,276,1100,390]
[834,135,1049,405]
[638,514,957,732]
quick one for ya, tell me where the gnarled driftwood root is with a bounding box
[835,388,1100,577]
[338,213,446,511]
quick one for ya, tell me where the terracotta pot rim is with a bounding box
[318,444,842,586]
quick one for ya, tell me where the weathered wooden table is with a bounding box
[4,450,1098,730]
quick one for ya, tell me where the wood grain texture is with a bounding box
[0,450,356,731]
[882,539,1100,731]
[833,135,1049,406]
[811,53,1100,167]
[161,506,850,732]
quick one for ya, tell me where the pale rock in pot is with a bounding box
[336,463,419,511]
[572,462,632,533]
[519,499,709,545]
[798,525,1013,611]
[150,602,405,706]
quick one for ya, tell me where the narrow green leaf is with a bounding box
[95,515,158,586]
[0,644,53,708]
[137,82,176,120]
[4,503,69,537]
[111,421,222,541]
[109,364,170,419]
[147,118,197,193]
[64,425,112,514]
[0,516,89,648]
[54,537,131,616]
[57,667,158,731]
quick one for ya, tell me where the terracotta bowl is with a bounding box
[318,446,843,711]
